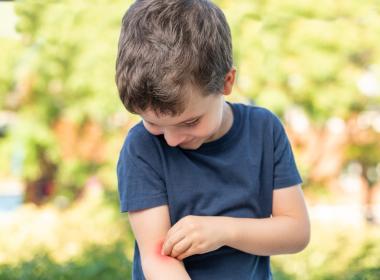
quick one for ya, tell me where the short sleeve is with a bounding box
[116,139,168,213]
[272,116,303,189]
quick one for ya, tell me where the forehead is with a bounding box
[140,91,213,126]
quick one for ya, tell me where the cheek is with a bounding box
[192,120,218,138]
[143,124,162,135]
[149,128,163,135]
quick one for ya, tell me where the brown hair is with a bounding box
[115,0,233,116]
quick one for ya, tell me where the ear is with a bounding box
[223,67,236,96]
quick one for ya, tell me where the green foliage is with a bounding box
[272,222,380,280]
[0,193,135,279]
[0,39,22,108]
[346,142,380,167]
[0,243,132,280]
[13,0,128,124]
[1,0,378,200]
[55,159,101,200]
[219,0,380,121]
[341,241,380,279]
[217,0,380,187]
[1,0,132,197]
[7,117,59,180]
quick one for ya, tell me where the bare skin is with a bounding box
[161,185,310,260]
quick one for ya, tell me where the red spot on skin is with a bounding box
[156,239,173,261]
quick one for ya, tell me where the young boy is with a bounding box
[115,0,310,279]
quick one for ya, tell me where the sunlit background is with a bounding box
[1,0,380,279]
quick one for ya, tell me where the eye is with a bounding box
[183,119,200,127]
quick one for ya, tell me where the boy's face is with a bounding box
[140,90,228,150]
[140,68,236,150]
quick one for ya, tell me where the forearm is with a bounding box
[221,215,310,256]
[142,254,191,280]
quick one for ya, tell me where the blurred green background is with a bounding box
[1,0,380,279]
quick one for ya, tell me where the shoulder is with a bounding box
[125,121,153,145]
[232,102,283,130]
[119,121,161,160]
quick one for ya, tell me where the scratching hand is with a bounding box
[161,215,225,261]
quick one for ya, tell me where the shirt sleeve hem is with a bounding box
[120,195,168,213]
[273,176,303,189]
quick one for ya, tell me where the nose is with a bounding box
[163,129,186,147]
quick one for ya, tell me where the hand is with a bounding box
[161,215,226,261]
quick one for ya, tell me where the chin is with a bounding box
[180,144,197,150]
[180,140,203,150]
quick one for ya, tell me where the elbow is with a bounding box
[294,220,311,253]
[282,216,310,254]
[296,230,310,252]
[286,230,309,254]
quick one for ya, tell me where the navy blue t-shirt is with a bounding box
[117,102,303,280]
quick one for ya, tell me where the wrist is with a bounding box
[218,216,236,247]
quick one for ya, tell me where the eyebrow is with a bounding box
[145,115,202,126]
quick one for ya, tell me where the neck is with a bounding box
[221,101,233,135]
[209,101,233,142]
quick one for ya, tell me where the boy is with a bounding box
[115,0,310,279]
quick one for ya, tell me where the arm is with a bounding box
[222,184,310,256]
[128,205,191,279]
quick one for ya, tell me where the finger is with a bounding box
[170,238,192,258]
[163,219,185,251]
[167,216,187,236]
[162,230,186,256]
[176,249,193,261]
